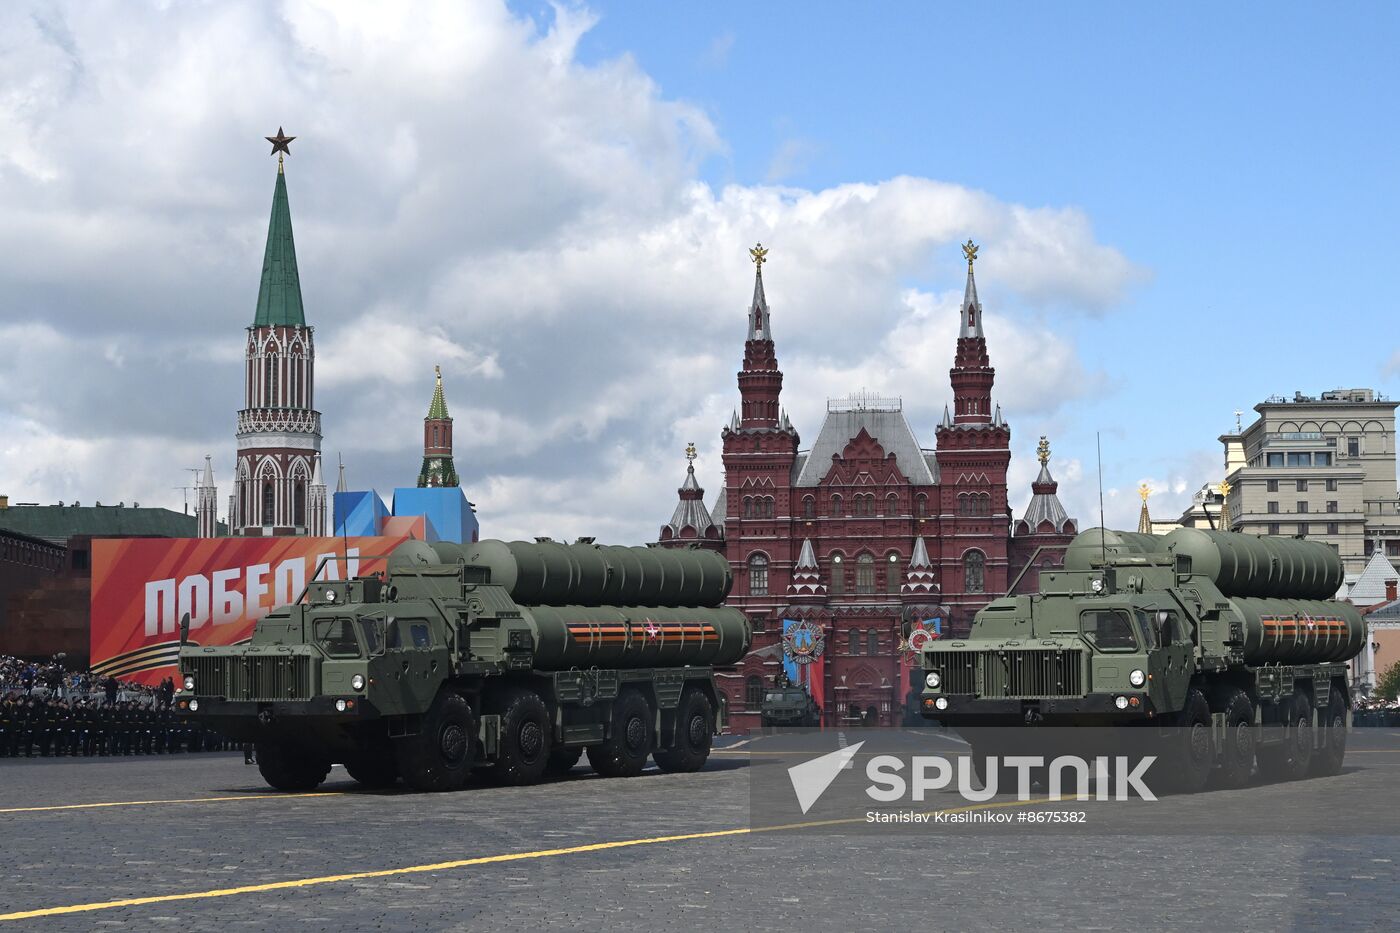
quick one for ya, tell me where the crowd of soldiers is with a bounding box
[0,694,235,759]
[1,654,236,759]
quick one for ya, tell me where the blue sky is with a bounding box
[2,1,1396,538]
[559,1,1400,516]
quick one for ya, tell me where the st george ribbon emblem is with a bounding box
[782,619,825,665]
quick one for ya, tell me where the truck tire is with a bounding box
[344,754,399,789]
[1257,692,1313,782]
[1310,691,1347,777]
[486,688,552,786]
[395,692,476,792]
[654,689,714,773]
[256,742,331,792]
[1210,689,1256,789]
[587,689,653,778]
[1160,688,1212,794]
[545,745,583,777]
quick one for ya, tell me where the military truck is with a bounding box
[177,539,750,792]
[759,678,821,729]
[919,528,1364,792]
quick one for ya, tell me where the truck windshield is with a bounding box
[1079,610,1138,652]
[314,618,362,659]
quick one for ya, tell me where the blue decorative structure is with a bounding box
[333,489,389,538]
[391,486,480,545]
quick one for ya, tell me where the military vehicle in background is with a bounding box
[177,539,750,792]
[919,527,1364,792]
[759,674,821,729]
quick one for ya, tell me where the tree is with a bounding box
[1377,659,1400,704]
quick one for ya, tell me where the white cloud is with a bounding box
[0,1,1145,545]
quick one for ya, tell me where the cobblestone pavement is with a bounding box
[1,737,1398,932]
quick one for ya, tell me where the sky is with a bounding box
[1,0,1397,542]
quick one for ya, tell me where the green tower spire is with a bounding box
[252,159,306,327]
[427,365,451,419]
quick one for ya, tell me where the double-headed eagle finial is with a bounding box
[685,442,697,464]
[1139,483,1151,503]
[749,243,768,268]
[1036,436,1050,465]
[962,239,979,268]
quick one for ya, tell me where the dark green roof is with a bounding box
[253,166,306,327]
[0,505,201,545]
[427,368,451,420]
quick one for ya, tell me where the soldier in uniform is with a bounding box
[19,699,38,757]
[0,696,13,757]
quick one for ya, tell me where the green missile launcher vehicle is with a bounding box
[919,527,1364,791]
[177,539,750,792]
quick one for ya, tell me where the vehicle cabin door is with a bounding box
[382,617,444,715]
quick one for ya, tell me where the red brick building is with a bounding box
[657,242,1075,730]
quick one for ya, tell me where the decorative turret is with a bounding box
[948,239,995,427]
[787,537,827,599]
[336,454,347,494]
[732,243,788,433]
[658,443,723,549]
[902,536,939,596]
[196,455,218,538]
[418,365,459,488]
[307,455,327,535]
[1138,483,1153,535]
[1015,437,1075,535]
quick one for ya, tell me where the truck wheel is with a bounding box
[395,692,475,792]
[587,689,653,778]
[1257,692,1313,782]
[1209,689,1256,789]
[1160,688,1213,794]
[1309,691,1347,777]
[654,690,714,773]
[545,745,583,777]
[344,754,399,789]
[486,688,552,786]
[255,742,331,791]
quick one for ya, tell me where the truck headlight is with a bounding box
[934,697,949,710]
[188,699,199,712]
[335,699,348,712]
[925,672,941,689]
[1129,669,1146,687]
[183,675,195,691]
[1114,696,1129,710]
[351,674,365,691]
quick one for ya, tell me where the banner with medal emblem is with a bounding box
[781,618,826,717]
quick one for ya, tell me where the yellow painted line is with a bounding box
[0,796,1061,922]
[0,792,345,815]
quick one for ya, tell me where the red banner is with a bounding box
[90,536,408,686]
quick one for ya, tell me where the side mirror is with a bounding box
[179,612,191,647]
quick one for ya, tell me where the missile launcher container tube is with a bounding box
[178,539,750,793]
[921,528,1364,792]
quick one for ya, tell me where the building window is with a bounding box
[867,630,879,656]
[745,676,763,708]
[1267,453,1284,467]
[830,494,842,516]
[829,555,845,595]
[849,629,861,655]
[886,553,901,594]
[1315,452,1332,466]
[749,613,767,635]
[964,550,985,594]
[1297,501,1309,514]
[916,493,928,518]
[263,356,278,407]
[1267,501,1279,514]
[747,553,769,596]
[294,483,305,527]
[1327,478,1338,492]
[885,492,898,516]
[1268,522,1280,536]
[742,496,752,519]
[1327,522,1339,535]
[1298,522,1310,536]
[1287,452,1311,467]
[856,553,875,594]
[1296,479,1308,492]
[262,483,275,526]
[1326,501,1338,513]
[803,496,815,519]
[1347,438,1360,458]
[1267,479,1279,492]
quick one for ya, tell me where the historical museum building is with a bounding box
[658,242,1077,730]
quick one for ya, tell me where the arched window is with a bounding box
[263,355,276,407]
[848,629,861,655]
[763,496,775,518]
[886,553,902,594]
[748,553,769,596]
[867,630,879,656]
[964,550,985,594]
[261,482,275,526]
[292,356,303,407]
[803,496,815,519]
[294,482,306,528]
[830,494,842,516]
[742,496,753,519]
[856,553,875,594]
[916,494,928,518]
[433,424,440,448]
[885,493,898,516]
[829,555,845,595]
[746,676,764,708]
